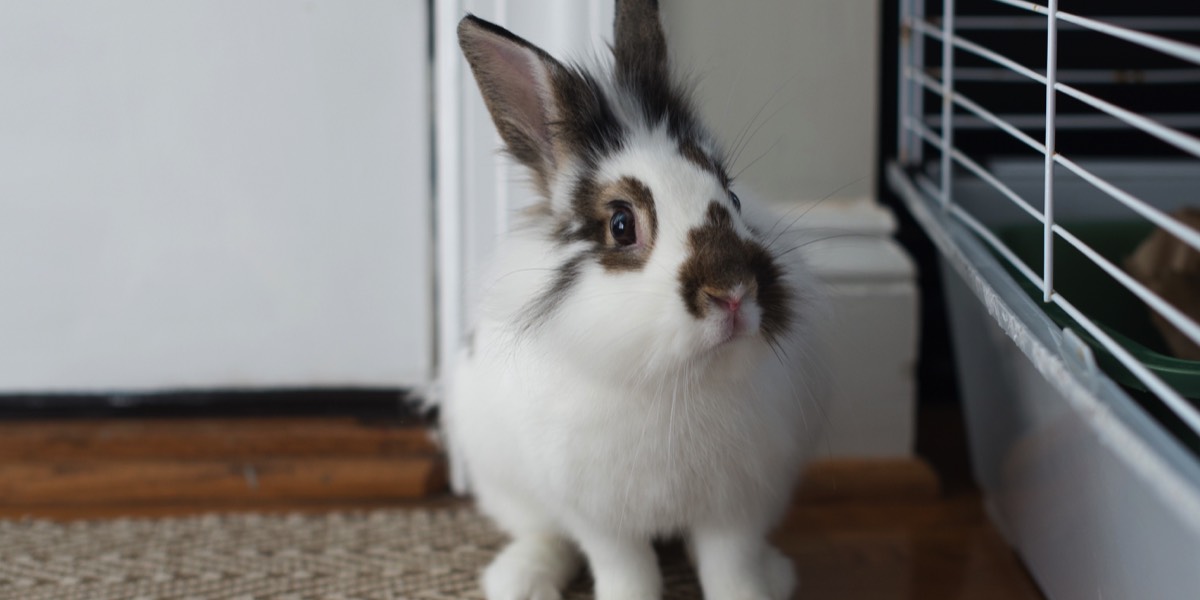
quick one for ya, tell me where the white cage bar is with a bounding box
[901,3,1200,393]
[1040,0,1057,301]
[939,0,956,209]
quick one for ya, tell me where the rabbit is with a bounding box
[444,2,827,599]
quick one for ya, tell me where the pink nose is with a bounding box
[706,291,743,314]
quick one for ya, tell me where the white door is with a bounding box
[0,1,431,392]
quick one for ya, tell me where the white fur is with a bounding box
[445,121,826,600]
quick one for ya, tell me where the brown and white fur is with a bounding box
[444,2,826,599]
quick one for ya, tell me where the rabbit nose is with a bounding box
[704,287,746,314]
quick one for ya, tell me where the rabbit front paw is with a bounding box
[482,535,580,600]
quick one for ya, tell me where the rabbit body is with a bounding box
[447,3,825,598]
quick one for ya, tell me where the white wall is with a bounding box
[661,0,880,207]
[0,1,431,392]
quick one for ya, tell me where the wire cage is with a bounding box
[888,0,1200,597]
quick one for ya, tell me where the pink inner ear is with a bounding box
[477,35,553,150]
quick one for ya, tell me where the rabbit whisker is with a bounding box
[731,137,782,181]
[731,99,791,173]
[773,232,875,259]
[728,71,801,169]
[764,176,866,248]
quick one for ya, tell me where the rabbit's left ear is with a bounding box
[614,0,668,83]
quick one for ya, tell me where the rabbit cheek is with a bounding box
[748,244,794,342]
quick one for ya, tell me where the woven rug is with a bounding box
[0,508,702,600]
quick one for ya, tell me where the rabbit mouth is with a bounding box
[719,311,746,342]
[707,298,763,350]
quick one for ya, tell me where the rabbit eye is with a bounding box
[609,204,637,246]
[730,191,742,212]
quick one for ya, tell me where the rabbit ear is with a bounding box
[612,0,698,138]
[458,15,565,193]
[614,0,668,82]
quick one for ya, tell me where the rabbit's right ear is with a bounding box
[458,15,566,195]
[614,0,668,83]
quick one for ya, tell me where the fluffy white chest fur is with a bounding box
[448,319,811,538]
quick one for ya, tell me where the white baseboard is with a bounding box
[783,200,920,457]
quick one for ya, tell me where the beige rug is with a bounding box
[0,508,702,600]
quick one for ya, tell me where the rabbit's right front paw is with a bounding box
[763,546,798,600]
[482,536,580,600]
[593,583,659,600]
[483,569,560,600]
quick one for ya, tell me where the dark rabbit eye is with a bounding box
[730,191,742,211]
[610,204,637,246]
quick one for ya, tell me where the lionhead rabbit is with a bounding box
[445,1,826,598]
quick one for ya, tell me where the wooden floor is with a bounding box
[780,473,1042,599]
[0,414,1044,599]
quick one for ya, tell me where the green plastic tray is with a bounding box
[995,223,1200,400]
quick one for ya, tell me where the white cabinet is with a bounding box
[0,1,431,391]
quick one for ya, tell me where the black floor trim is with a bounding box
[0,388,424,421]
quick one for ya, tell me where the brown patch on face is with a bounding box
[561,174,658,272]
[524,174,656,328]
[678,138,729,188]
[678,202,793,340]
